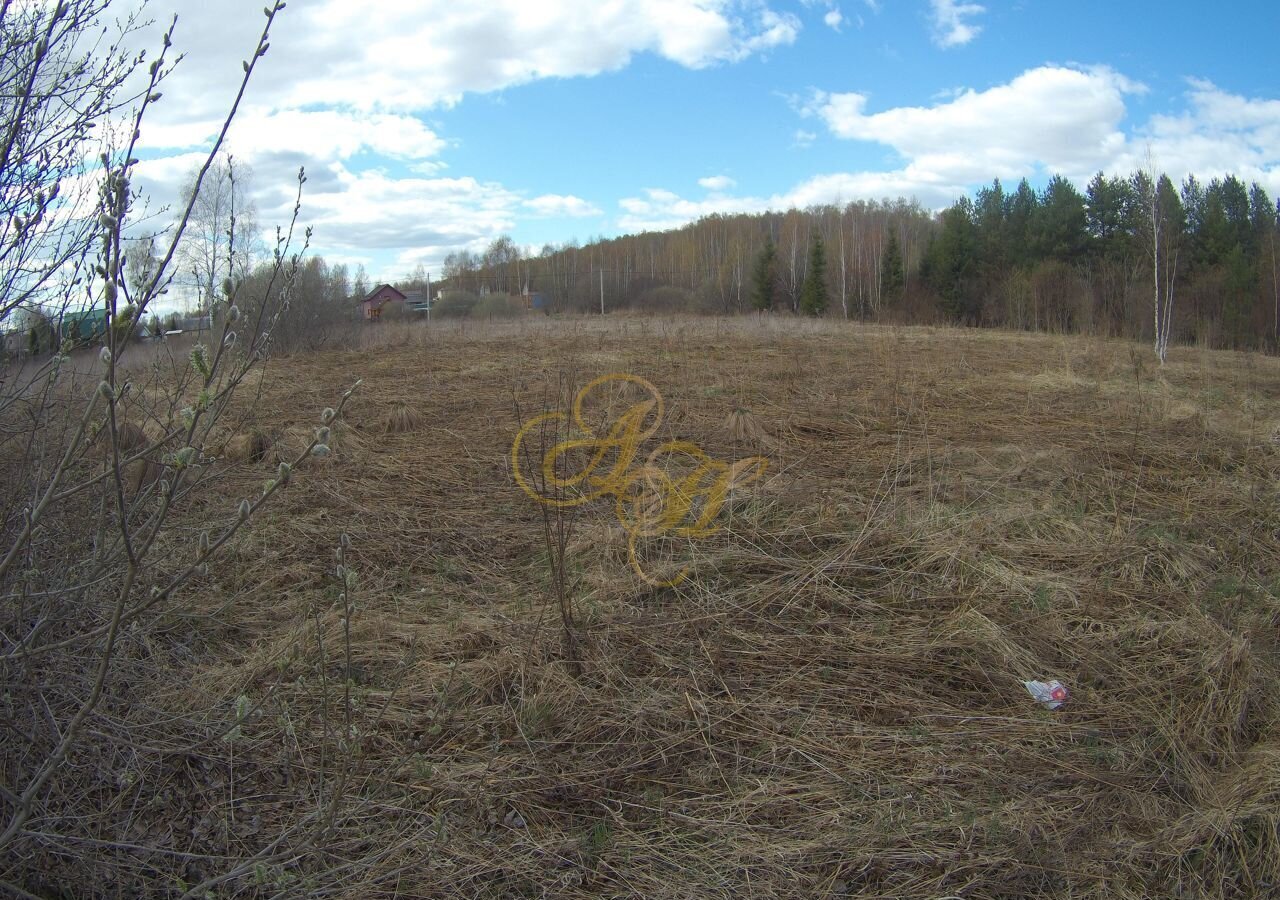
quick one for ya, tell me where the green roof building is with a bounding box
[59,309,108,344]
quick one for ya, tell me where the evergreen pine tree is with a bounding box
[750,236,778,311]
[799,236,829,316]
[1006,179,1038,268]
[881,229,905,303]
[924,198,979,322]
[1032,175,1088,261]
[1222,243,1256,346]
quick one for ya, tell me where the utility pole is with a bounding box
[600,269,604,315]
[426,271,431,324]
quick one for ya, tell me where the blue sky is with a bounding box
[132,0,1280,287]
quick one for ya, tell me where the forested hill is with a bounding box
[434,172,1280,352]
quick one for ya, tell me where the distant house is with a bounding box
[359,284,432,319]
[59,309,108,345]
[177,315,212,333]
[359,284,406,320]
[3,330,26,357]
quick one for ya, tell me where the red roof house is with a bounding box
[359,284,406,320]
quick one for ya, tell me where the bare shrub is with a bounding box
[636,285,696,314]
[434,290,480,318]
[0,4,377,895]
[473,293,527,319]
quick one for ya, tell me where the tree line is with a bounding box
[19,161,1272,360]
[439,172,1280,354]
[922,172,1279,353]
[439,200,936,319]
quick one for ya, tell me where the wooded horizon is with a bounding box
[418,169,1279,353]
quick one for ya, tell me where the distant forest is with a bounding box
[436,171,1280,352]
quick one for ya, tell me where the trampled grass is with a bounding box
[15,316,1280,897]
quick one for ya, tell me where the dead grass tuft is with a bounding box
[87,420,150,456]
[379,402,424,434]
[223,427,272,463]
[722,404,773,449]
[115,421,150,454]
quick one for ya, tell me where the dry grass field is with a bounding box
[12,316,1280,897]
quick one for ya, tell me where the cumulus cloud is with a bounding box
[143,109,447,162]
[739,9,802,56]
[124,0,801,272]
[698,175,737,191]
[929,0,985,48]
[618,172,937,232]
[194,0,801,113]
[811,65,1142,183]
[299,167,522,253]
[135,155,530,270]
[799,0,846,32]
[137,0,801,131]
[523,194,603,217]
[1132,79,1280,196]
[620,69,1280,234]
[620,188,766,232]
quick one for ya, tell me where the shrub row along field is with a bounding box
[10,317,1280,897]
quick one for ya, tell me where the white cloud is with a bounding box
[621,170,952,232]
[1131,79,1280,197]
[793,129,818,148]
[523,194,603,217]
[616,171,931,229]
[800,0,845,32]
[812,66,1142,183]
[261,165,524,261]
[320,252,377,274]
[214,0,803,113]
[1180,78,1280,132]
[122,0,803,272]
[143,109,447,162]
[410,160,449,176]
[618,173,940,233]
[785,170,946,206]
[134,107,452,237]
[132,152,212,196]
[698,175,737,191]
[929,0,985,48]
[620,68,1280,234]
[740,9,802,55]
[619,187,767,232]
